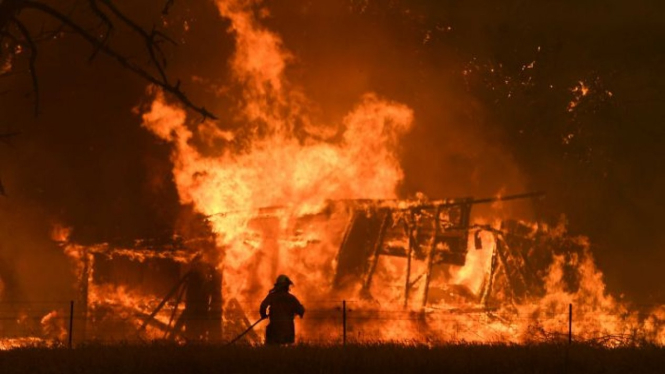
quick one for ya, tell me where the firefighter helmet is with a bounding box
[275,274,293,286]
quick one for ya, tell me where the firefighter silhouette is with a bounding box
[259,274,305,345]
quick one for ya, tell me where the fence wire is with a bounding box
[0,300,663,348]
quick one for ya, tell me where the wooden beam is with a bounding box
[403,211,416,309]
[360,210,390,298]
[138,271,192,333]
[421,206,441,308]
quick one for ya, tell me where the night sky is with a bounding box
[1,0,664,305]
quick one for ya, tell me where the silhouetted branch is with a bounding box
[162,0,176,15]
[2,0,216,120]
[11,18,39,116]
[32,1,80,42]
[87,0,113,62]
[97,0,175,84]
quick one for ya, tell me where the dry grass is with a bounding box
[1,342,664,374]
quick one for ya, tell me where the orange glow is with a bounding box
[568,80,590,112]
[129,1,665,346]
[141,0,415,322]
[50,224,72,243]
[3,1,656,348]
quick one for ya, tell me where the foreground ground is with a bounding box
[1,343,664,374]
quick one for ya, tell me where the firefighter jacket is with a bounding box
[259,289,305,344]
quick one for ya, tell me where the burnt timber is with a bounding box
[334,192,544,307]
[61,191,547,342]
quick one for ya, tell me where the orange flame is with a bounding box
[35,0,662,347]
[141,0,414,311]
[50,223,72,242]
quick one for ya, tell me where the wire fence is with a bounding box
[1,300,663,348]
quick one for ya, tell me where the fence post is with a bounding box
[342,300,347,346]
[68,300,74,349]
[568,303,572,345]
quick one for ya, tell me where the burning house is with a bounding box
[51,190,663,345]
[3,0,665,349]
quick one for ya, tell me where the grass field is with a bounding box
[1,343,664,374]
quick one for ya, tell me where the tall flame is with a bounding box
[133,0,665,346]
[4,0,664,349]
[142,0,413,302]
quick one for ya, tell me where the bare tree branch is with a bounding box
[11,17,39,116]
[31,1,81,43]
[162,0,176,15]
[97,0,174,84]
[3,0,217,120]
[87,0,113,62]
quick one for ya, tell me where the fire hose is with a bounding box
[227,316,267,345]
